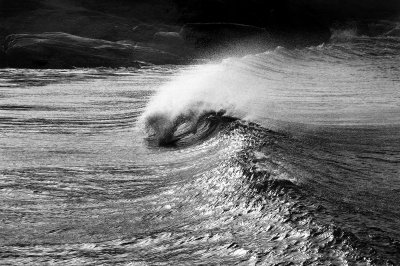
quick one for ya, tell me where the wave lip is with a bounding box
[144,109,235,146]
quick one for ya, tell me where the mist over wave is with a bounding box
[143,33,400,143]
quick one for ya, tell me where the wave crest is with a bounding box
[141,64,253,145]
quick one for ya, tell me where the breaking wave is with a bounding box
[139,32,400,264]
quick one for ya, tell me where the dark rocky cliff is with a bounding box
[0,0,399,68]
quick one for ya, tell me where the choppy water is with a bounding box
[1,33,400,265]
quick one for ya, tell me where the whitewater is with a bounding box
[1,30,400,265]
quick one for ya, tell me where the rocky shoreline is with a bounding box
[0,25,331,68]
[0,0,398,68]
[3,32,182,68]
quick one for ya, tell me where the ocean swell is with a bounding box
[142,34,400,140]
[138,33,400,263]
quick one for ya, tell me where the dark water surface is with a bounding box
[1,35,400,265]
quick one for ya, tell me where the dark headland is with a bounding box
[0,0,399,68]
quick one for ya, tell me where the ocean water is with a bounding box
[1,33,400,265]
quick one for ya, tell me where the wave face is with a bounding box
[144,36,400,133]
[1,33,400,264]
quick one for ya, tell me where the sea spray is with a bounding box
[140,63,261,142]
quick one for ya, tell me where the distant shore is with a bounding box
[0,0,399,68]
